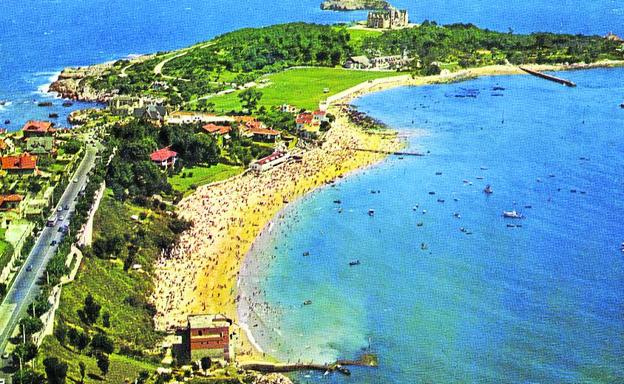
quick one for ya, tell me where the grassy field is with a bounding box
[208,67,401,112]
[169,164,244,195]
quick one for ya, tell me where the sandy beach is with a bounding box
[151,60,624,361]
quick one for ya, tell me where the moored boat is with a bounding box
[349,260,361,266]
[484,184,493,194]
[503,210,523,219]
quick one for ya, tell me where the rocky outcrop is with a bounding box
[49,65,117,103]
[321,0,389,11]
[252,373,294,384]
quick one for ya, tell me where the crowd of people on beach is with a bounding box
[151,104,402,356]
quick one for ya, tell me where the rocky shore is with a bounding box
[320,0,389,11]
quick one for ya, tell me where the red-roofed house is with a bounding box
[22,121,55,137]
[296,113,315,130]
[312,110,329,123]
[246,126,280,142]
[150,147,178,168]
[0,194,23,212]
[1,153,38,174]
[202,124,232,136]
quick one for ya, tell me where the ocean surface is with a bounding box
[240,68,624,383]
[1,0,623,382]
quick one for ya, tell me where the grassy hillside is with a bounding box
[35,191,190,382]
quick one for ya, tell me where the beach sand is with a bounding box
[151,60,624,361]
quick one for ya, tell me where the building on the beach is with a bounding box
[187,314,235,362]
[167,111,235,126]
[251,151,289,172]
[150,147,178,168]
[344,56,371,70]
[1,153,38,174]
[344,54,412,70]
[22,121,55,138]
[367,6,409,29]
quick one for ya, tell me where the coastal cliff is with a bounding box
[320,0,389,11]
[49,65,115,102]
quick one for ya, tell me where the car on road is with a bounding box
[58,215,64,221]
[26,265,32,272]
[57,206,63,212]
[50,240,57,246]
[73,178,78,183]
[64,204,70,210]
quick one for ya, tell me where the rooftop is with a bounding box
[188,314,232,329]
[150,147,178,162]
[1,153,38,170]
[202,124,232,135]
[22,121,55,134]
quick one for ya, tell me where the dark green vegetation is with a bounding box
[363,21,624,73]
[83,22,622,104]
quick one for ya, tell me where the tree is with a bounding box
[82,294,101,325]
[200,356,212,370]
[43,357,68,384]
[238,88,263,113]
[102,312,111,328]
[91,333,115,354]
[19,316,43,339]
[54,320,67,345]
[12,369,45,384]
[96,353,110,376]
[11,342,37,366]
[79,362,86,384]
[136,371,150,384]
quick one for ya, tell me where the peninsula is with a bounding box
[4,16,622,384]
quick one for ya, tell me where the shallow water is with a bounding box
[240,68,624,383]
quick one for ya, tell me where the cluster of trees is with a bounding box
[362,21,623,74]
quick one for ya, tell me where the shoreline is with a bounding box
[153,60,624,362]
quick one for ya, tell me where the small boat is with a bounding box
[62,101,73,107]
[506,224,516,228]
[417,222,424,227]
[503,210,523,219]
[349,260,361,266]
[338,208,343,213]
[493,86,505,91]
[620,103,624,109]
[524,205,532,209]
[303,300,312,306]
[368,209,375,216]
[480,166,489,170]
[303,251,310,257]
[0,100,6,106]
[437,199,445,203]
[398,156,404,160]
[37,101,53,107]
[453,213,461,218]
[483,185,493,194]
[333,200,342,204]
[48,113,59,118]
[420,243,428,250]
[435,172,442,175]
[428,191,436,195]
[4,120,10,125]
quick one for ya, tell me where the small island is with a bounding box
[320,0,390,11]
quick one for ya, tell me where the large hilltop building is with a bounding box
[367,6,408,29]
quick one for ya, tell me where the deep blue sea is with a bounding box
[1,1,623,382]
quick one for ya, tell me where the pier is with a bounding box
[349,147,425,156]
[519,67,577,87]
[240,354,379,376]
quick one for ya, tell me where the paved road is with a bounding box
[0,145,97,370]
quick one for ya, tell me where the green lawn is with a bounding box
[208,67,402,112]
[169,164,243,194]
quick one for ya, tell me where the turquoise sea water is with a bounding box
[1,1,624,382]
[240,68,624,383]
